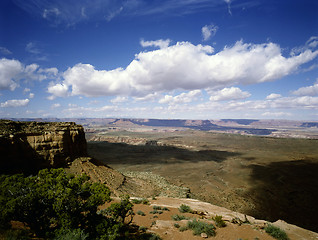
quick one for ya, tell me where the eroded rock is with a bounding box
[0,120,87,173]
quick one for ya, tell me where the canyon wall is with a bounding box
[0,120,87,173]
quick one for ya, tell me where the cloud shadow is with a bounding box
[87,141,240,165]
[245,159,318,232]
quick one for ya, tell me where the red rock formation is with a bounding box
[0,120,87,173]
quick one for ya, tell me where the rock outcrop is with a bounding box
[0,120,87,173]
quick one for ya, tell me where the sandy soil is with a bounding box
[101,197,318,240]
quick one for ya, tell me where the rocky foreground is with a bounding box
[126,197,318,240]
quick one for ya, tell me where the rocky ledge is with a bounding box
[0,120,87,173]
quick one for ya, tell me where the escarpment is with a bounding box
[0,120,87,173]
[0,120,186,199]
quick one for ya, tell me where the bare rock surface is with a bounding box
[150,197,318,240]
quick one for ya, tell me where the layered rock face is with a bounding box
[0,120,87,173]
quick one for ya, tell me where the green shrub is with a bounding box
[179,204,192,213]
[2,229,29,240]
[171,214,188,221]
[0,168,135,239]
[104,195,134,224]
[187,219,216,237]
[137,210,146,216]
[162,207,170,211]
[137,232,162,240]
[54,229,89,240]
[131,199,142,204]
[138,226,147,232]
[131,198,149,205]
[265,224,289,240]
[174,223,180,228]
[149,233,162,240]
[179,226,188,232]
[152,206,162,210]
[150,209,163,214]
[214,215,226,227]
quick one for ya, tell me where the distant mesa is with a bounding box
[109,118,274,135]
[301,122,318,128]
[221,119,259,125]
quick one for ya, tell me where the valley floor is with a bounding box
[87,130,318,233]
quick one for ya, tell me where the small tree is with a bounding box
[105,195,134,224]
[0,168,113,238]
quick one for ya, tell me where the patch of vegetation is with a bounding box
[265,224,289,240]
[179,226,188,232]
[103,195,134,224]
[213,215,226,227]
[0,168,135,239]
[150,210,163,215]
[171,214,188,221]
[148,233,162,240]
[179,204,192,213]
[138,226,147,232]
[162,207,170,211]
[1,229,29,240]
[54,229,89,240]
[187,219,216,237]
[152,205,162,210]
[174,223,180,228]
[137,210,146,216]
[131,198,149,205]
[137,232,162,240]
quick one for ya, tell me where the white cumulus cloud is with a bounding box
[51,103,61,108]
[47,82,69,99]
[292,80,318,96]
[266,93,282,100]
[0,99,30,107]
[48,39,318,99]
[262,111,292,117]
[111,96,128,104]
[140,39,171,49]
[159,90,202,105]
[202,24,218,41]
[0,58,23,91]
[0,58,59,91]
[209,87,251,101]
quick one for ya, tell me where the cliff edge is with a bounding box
[0,120,87,173]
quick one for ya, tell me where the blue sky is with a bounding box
[0,0,318,120]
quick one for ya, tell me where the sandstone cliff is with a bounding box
[0,120,87,173]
